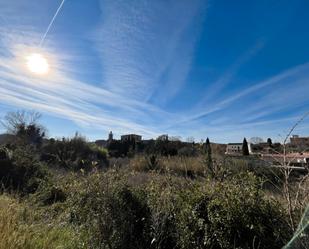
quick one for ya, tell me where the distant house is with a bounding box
[95,139,108,147]
[95,131,114,148]
[96,132,142,148]
[261,152,309,167]
[290,135,309,151]
[121,134,142,143]
[226,143,243,154]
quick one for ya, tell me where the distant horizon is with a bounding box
[1,0,309,143]
[1,123,308,145]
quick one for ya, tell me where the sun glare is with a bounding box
[26,53,49,75]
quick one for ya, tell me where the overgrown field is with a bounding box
[0,111,308,248]
[0,144,308,248]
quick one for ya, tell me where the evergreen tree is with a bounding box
[267,138,272,147]
[242,138,249,156]
[204,137,213,176]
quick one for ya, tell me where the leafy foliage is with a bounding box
[0,146,48,194]
[69,172,152,249]
[201,174,289,249]
[147,155,159,170]
[41,135,108,170]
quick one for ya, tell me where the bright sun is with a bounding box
[26,53,49,75]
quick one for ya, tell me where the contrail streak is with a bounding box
[39,0,66,47]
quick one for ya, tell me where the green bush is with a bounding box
[178,146,198,157]
[176,173,290,249]
[223,156,284,186]
[0,146,48,194]
[147,176,192,249]
[69,172,151,249]
[34,183,67,205]
[64,171,291,249]
[41,135,108,171]
[147,155,159,171]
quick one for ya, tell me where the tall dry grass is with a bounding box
[0,195,84,249]
[130,155,205,177]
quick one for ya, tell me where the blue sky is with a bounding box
[0,0,308,143]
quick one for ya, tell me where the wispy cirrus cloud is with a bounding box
[162,62,309,141]
[93,0,207,103]
[0,0,187,137]
[180,62,309,124]
[0,0,308,142]
[0,41,175,136]
[197,40,265,106]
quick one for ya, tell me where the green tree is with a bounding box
[267,137,273,147]
[242,137,249,156]
[204,137,213,176]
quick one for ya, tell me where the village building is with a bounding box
[121,134,142,142]
[95,139,108,147]
[226,141,265,155]
[261,152,309,167]
[289,135,309,151]
[96,132,142,147]
[225,143,243,154]
[95,131,114,147]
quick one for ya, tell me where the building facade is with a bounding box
[226,143,243,154]
[290,135,309,148]
[121,134,142,142]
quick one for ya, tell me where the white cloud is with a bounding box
[0,0,308,142]
[159,62,309,142]
[179,62,309,125]
[0,38,169,137]
[93,0,207,102]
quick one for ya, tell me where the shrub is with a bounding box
[34,183,67,205]
[41,135,108,171]
[69,172,152,249]
[147,155,159,170]
[145,140,181,156]
[146,176,195,249]
[107,140,131,157]
[145,172,290,249]
[90,143,108,160]
[223,156,284,186]
[0,146,48,194]
[178,146,198,157]
[177,173,291,249]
